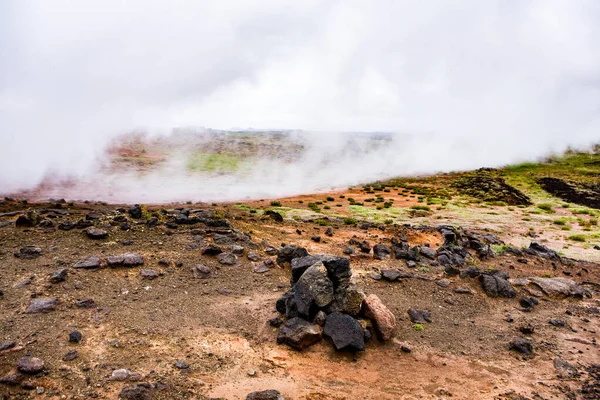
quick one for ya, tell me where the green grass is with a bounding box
[343,217,357,225]
[413,323,424,332]
[410,205,432,212]
[187,152,242,173]
[568,234,586,242]
[537,203,554,213]
[270,201,281,207]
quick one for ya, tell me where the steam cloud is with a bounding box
[1,1,600,202]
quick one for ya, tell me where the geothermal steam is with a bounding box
[1,1,600,202]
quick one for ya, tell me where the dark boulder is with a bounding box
[276,244,309,267]
[297,262,334,308]
[128,204,143,219]
[323,312,366,352]
[419,246,436,260]
[373,244,392,260]
[480,272,516,298]
[276,318,322,350]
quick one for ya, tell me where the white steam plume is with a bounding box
[1,1,600,202]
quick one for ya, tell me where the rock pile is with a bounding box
[274,250,395,352]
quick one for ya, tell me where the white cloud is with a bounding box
[1,0,599,200]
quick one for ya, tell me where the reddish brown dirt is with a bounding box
[0,200,599,400]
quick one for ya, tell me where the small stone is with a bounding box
[175,360,189,369]
[519,325,535,335]
[246,389,284,400]
[325,227,334,237]
[311,235,321,243]
[216,252,238,265]
[107,253,143,267]
[86,227,108,239]
[509,337,533,355]
[247,252,261,261]
[119,385,152,400]
[16,357,44,374]
[382,269,401,281]
[253,263,270,273]
[549,319,565,327]
[437,279,450,288]
[111,369,132,381]
[62,350,78,361]
[75,298,97,308]
[25,297,57,313]
[50,268,68,283]
[401,345,412,353]
[368,272,382,281]
[343,246,354,255]
[0,371,24,385]
[406,261,417,268]
[192,264,212,279]
[408,309,432,324]
[201,244,223,256]
[140,269,160,279]
[268,316,283,327]
[313,311,327,326]
[14,246,42,259]
[231,245,245,255]
[73,256,101,269]
[69,330,82,343]
[0,341,16,351]
[454,287,473,294]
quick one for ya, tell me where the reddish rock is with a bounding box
[363,294,396,341]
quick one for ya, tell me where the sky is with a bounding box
[1,1,600,200]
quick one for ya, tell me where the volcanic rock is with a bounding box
[201,244,223,256]
[408,309,432,324]
[381,269,401,281]
[191,265,212,279]
[73,256,101,269]
[480,272,516,298]
[276,244,309,267]
[509,338,533,355]
[373,244,392,260]
[16,357,44,374]
[323,312,366,352]
[69,330,83,343]
[107,253,144,267]
[50,268,68,283]
[246,390,285,400]
[14,246,42,259]
[297,262,334,308]
[140,269,160,279]
[25,297,57,313]
[216,252,238,265]
[276,317,322,350]
[86,227,108,239]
